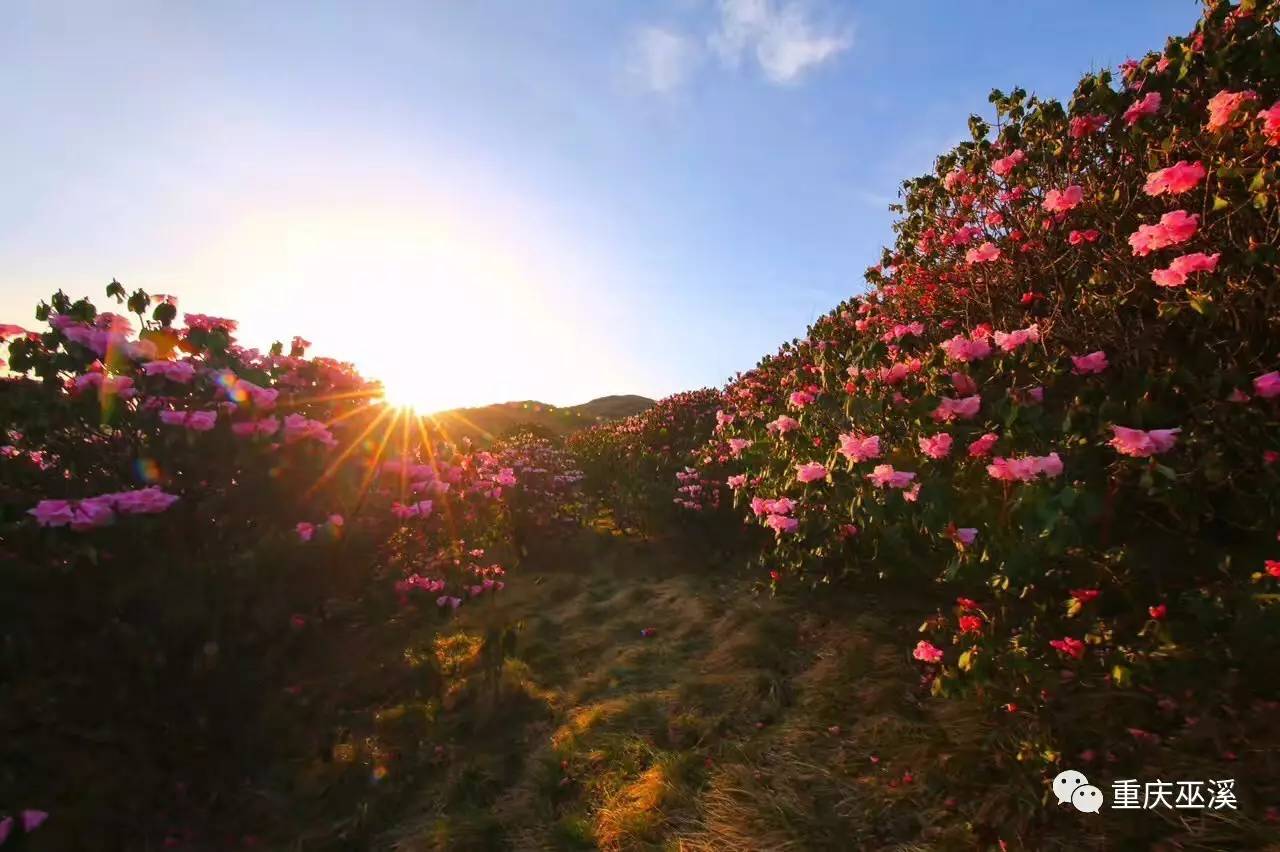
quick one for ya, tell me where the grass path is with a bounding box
[365,520,1037,851]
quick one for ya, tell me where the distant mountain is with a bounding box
[427,394,654,444]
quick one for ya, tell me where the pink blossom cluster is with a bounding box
[282,414,338,448]
[1109,426,1180,458]
[29,487,179,530]
[986,453,1063,482]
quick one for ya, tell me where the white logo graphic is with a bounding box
[1071,784,1105,814]
[1053,769,1090,806]
[1053,770,1237,813]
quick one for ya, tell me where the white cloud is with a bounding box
[709,0,851,84]
[628,26,701,94]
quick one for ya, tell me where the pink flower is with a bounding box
[231,416,280,438]
[933,395,981,422]
[1068,114,1107,138]
[867,464,916,489]
[987,454,1062,482]
[328,514,344,527]
[1109,426,1181,458]
[769,497,796,515]
[1143,160,1206,196]
[765,513,799,533]
[1128,210,1199,256]
[837,433,881,463]
[1050,637,1086,660]
[1151,252,1220,287]
[795,462,827,483]
[919,433,953,460]
[183,313,239,333]
[142,360,197,383]
[1068,229,1100,245]
[28,499,75,527]
[991,149,1026,176]
[160,409,218,431]
[950,371,977,395]
[296,522,315,542]
[19,810,48,833]
[939,334,993,363]
[943,169,968,191]
[283,414,338,448]
[881,321,925,342]
[965,241,1001,264]
[788,389,815,409]
[1042,185,1084,213]
[727,474,747,489]
[1071,351,1108,375]
[1259,100,1280,145]
[879,359,922,385]
[912,640,943,663]
[1254,372,1280,398]
[436,595,462,609]
[1206,89,1258,132]
[992,324,1040,352]
[953,527,978,546]
[110,487,179,515]
[728,438,752,457]
[0,323,30,340]
[968,432,999,458]
[1123,91,1161,124]
[768,415,799,434]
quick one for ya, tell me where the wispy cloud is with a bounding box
[627,26,701,94]
[709,0,852,84]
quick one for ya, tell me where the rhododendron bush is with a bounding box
[0,284,532,844]
[570,388,732,532]
[693,0,1279,837]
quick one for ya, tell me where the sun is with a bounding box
[378,370,438,414]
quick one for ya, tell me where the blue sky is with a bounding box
[0,1,1199,411]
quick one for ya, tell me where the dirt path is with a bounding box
[366,524,1009,851]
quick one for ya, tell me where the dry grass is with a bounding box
[359,527,1277,851]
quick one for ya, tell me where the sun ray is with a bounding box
[305,403,395,498]
[414,410,461,550]
[347,404,403,516]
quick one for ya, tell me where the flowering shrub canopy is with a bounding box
[684,0,1280,825]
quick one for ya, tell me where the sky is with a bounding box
[1,0,1200,412]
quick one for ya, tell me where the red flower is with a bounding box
[1148,604,1167,620]
[1050,637,1086,660]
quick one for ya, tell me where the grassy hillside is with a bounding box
[430,396,654,444]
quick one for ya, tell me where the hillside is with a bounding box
[429,394,654,444]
